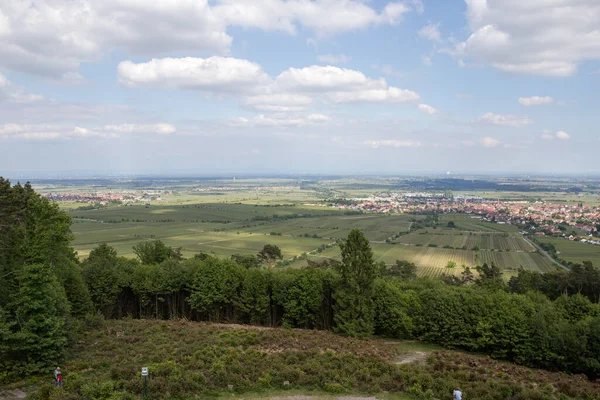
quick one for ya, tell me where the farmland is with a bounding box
[40,178,570,277]
[397,231,535,251]
[66,196,560,276]
[536,236,600,266]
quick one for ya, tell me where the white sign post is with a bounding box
[141,367,148,400]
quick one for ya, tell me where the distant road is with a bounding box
[522,236,569,271]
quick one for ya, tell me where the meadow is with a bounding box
[536,236,600,266]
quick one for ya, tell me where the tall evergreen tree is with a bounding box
[333,228,378,336]
[5,263,69,374]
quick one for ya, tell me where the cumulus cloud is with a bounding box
[448,0,600,76]
[478,113,533,127]
[0,0,421,78]
[518,96,554,107]
[276,65,419,103]
[364,139,421,148]
[276,65,376,91]
[120,59,423,110]
[418,23,441,41]
[0,122,176,140]
[480,137,501,148]
[118,57,270,92]
[556,130,571,140]
[418,103,438,115]
[316,54,351,64]
[215,0,418,35]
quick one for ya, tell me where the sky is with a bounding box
[1,0,599,177]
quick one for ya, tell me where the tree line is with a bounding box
[1,178,599,382]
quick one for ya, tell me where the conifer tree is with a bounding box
[7,263,69,373]
[333,228,377,336]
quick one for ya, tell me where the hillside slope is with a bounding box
[6,319,599,400]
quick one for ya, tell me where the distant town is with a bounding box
[324,192,600,245]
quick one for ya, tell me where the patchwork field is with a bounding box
[69,203,412,258]
[67,199,560,275]
[398,231,535,251]
[438,214,519,233]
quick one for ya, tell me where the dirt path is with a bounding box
[394,351,429,365]
[0,390,27,400]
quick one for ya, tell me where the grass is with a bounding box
[10,319,600,400]
[536,236,600,266]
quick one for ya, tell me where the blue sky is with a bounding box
[0,0,599,176]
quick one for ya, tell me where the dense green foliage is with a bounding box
[0,178,90,377]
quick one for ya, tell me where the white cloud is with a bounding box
[422,56,433,66]
[418,104,438,115]
[480,137,501,148]
[214,0,418,36]
[542,130,571,140]
[556,130,571,140]
[0,1,422,78]
[316,54,351,64]
[276,65,419,103]
[364,139,421,148]
[307,113,331,122]
[276,65,376,91]
[327,87,420,104]
[120,60,422,109]
[518,96,554,107]
[102,124,176,135]
[241,93,312,112]
[0,122,176,140]
[418,23,441,41]
[232,113,330,127]
[117,57,270,92]
[478,113,533,127]
[450,1,600,76]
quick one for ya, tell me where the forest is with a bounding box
[1,177,600,388]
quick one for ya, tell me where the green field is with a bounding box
[69,203,413,258]
[536,237,600,266]
[398,231,535,251]
[65,195,559,275]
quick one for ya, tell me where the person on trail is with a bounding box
[54,367,63,388]
[453,388,462,400]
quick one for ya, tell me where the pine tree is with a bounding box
[333,228,377,336]
[8,263,69,373]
